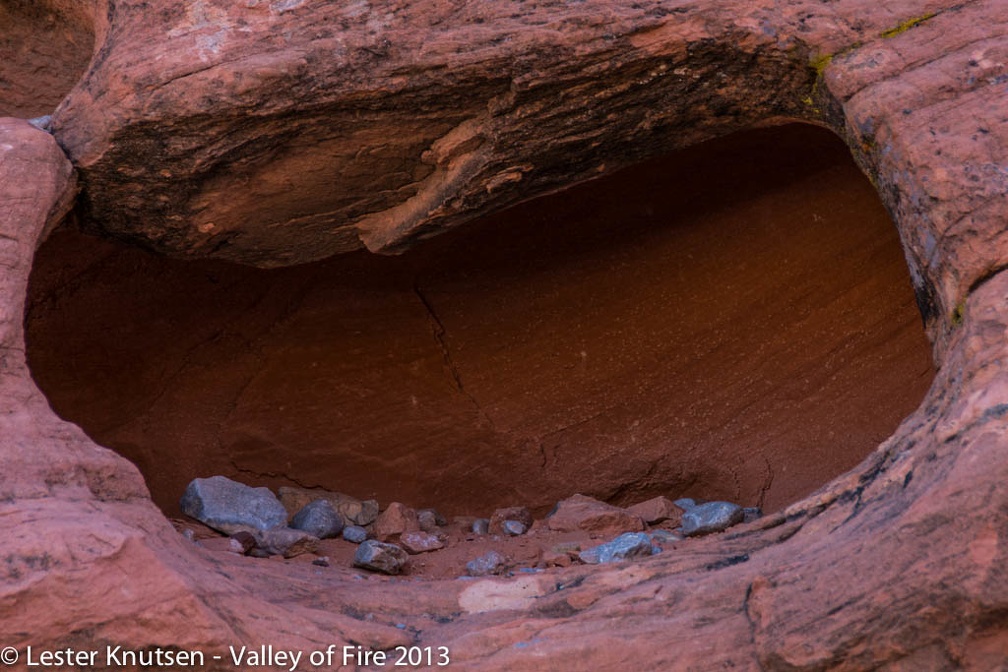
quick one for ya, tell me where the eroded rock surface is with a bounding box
[3,0,1008,669]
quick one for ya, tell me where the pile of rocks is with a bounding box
[179,476,760,577]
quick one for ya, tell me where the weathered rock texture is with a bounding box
[2,0,1008,669]
[26,124,932,517]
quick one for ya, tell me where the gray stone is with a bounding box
[252,527,319,558]
[673,498,696,510]
[342,525,369,543]
[417,508,446,531]
[578,532,655,564]
[353,540,409,575]
[465,550,508,576]
[180,476,288,534]
[743,506,763,523]
[291,499,344,539]
[27,115,52,132]
[681,501,745,537]
[502,519,527,536]
[471,518,490,535]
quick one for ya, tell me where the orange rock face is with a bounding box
[2,0,1008,669]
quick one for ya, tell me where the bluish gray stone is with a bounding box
[342,525,369,543]
[28,115,52,132]
[353,540,409,575]
[465,550,508,576]
[743,506,763,523]
[673,498,696,510]
[180,476,287,534]
[471,518,490,535]
[502,519,527,536]
[578,532,655,564]
[417,508,446,531]
[291,499,344,539]
[681,501,745,537]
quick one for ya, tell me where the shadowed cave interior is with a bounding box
[25,123,935,520]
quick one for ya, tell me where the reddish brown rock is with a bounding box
[0,118,414,662]
[0,2,95,118]
[399,531,445,555]
[546,494,645,535]
[252,528,319,559]
[372,502,420,541]
[2,0,1008,668]
[626,496,684,526]
[277,486,378,526]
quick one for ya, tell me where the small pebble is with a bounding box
[673,498,696,510]
[291,499,344,539]
[579,532,654,564]
[354,540,409,575]
[229,530,256,554]
[182,529,196,542]
[28,115,52,132]
[502,519,527,536]
[471,518,490,535]
[343,525,369,543]
[252,527,319,558]
[466,550,508,577]
[681,501,744,537]
[742,507,763,523]
[417,508,446,531]
[400,531,445,554]
[312,556,330,567]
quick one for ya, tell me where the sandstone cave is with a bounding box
[5,0,1007,667]
[25,123,934,519]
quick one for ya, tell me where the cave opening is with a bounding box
[25,123,934,522]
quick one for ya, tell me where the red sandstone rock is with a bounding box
[372,502,420,541]
[26,127,933,519]
[277,486,378,526]
[399,531,445,555]
[2,0,1008,668]
[626,496,684,526]
[547,494,645,535]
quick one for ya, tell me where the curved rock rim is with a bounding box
[1,0,1006,668]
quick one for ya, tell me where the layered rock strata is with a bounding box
[1,0,1006,669]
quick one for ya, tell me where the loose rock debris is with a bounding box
[177,476,760,578]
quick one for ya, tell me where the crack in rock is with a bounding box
[413,282,495,431]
